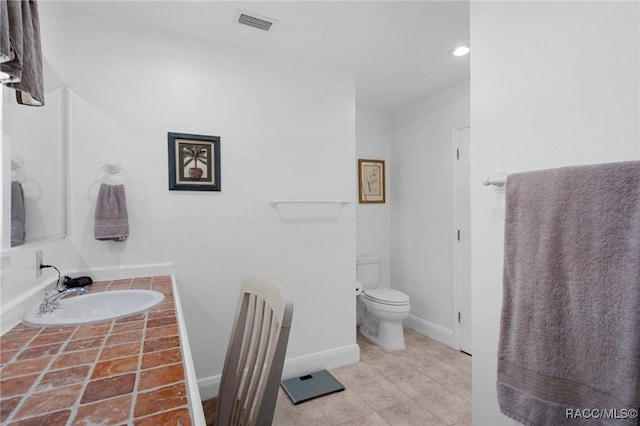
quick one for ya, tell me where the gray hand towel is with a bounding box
[95,184,129,241]
[11,180,25,246]
[0,0,11,64]
[497,161,640,426]
[0,0,44,106]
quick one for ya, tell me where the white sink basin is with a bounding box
[23,290,165,326]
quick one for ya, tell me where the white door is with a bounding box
[456,125,472,354]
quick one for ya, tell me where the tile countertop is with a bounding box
[0,276,203,425]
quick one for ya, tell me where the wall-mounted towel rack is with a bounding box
[11,157,24,171]
[270,199,350,207]
[98,160,129,181]
[11,156,25,183]
[100,160,127,175]
[97,160,128,184]
[482,170,509,192]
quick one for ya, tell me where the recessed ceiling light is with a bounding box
[447,42,470,57]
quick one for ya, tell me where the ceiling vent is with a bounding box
[235,10,278,32]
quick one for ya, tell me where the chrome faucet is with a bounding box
[39,287,87,314]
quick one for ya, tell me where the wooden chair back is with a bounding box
[216,275,294,426]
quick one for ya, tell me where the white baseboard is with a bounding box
[198,375,220,401]
[0,278,57,335]
[281,344,361,380]
[405,314,456,348]
[68,263,174,281]
[198,343,360,400]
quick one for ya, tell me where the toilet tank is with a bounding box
[356,256,380,290]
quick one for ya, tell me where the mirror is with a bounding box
[3,57,67,248]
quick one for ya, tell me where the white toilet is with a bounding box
[356,256,410,350]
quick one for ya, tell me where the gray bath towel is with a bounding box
[95,184,129,241]
[0,0,44,106]
[497,161,640,426]
[11,181,25,246]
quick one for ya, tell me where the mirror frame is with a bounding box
[1,59,68,252]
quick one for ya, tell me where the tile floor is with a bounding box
[273,329,471,426]
[204,327,471,425]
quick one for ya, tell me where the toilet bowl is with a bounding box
[360,288,410,350]
[356,257,411,350]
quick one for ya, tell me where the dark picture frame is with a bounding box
[358,159,385,203]
[168,132,221,191]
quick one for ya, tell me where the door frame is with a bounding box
[452,123,471,353]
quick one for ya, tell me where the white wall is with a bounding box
[390,82,470,346]
[356,109,391,287]
[470,2,639,424]
[47,8,357,391]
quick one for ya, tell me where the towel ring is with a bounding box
[101,160,127,175]
[11,156,25,183]
[97,160,128,183]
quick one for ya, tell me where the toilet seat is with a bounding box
[363,288,409,306]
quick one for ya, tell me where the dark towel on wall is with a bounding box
[95,184,129,241]
[0,0,10,64]
[497,161,640,426]
[11,181,25,246]
[0,0,44,106]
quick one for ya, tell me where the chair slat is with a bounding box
[236,294,256,378]
[232,293,259,424]
[244,307,274,424]
[236,298,266,423]
[249,314,280,424]
[217,292,251,426]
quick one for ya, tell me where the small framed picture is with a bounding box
[358,159,385,203]
[168,132,221,191]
